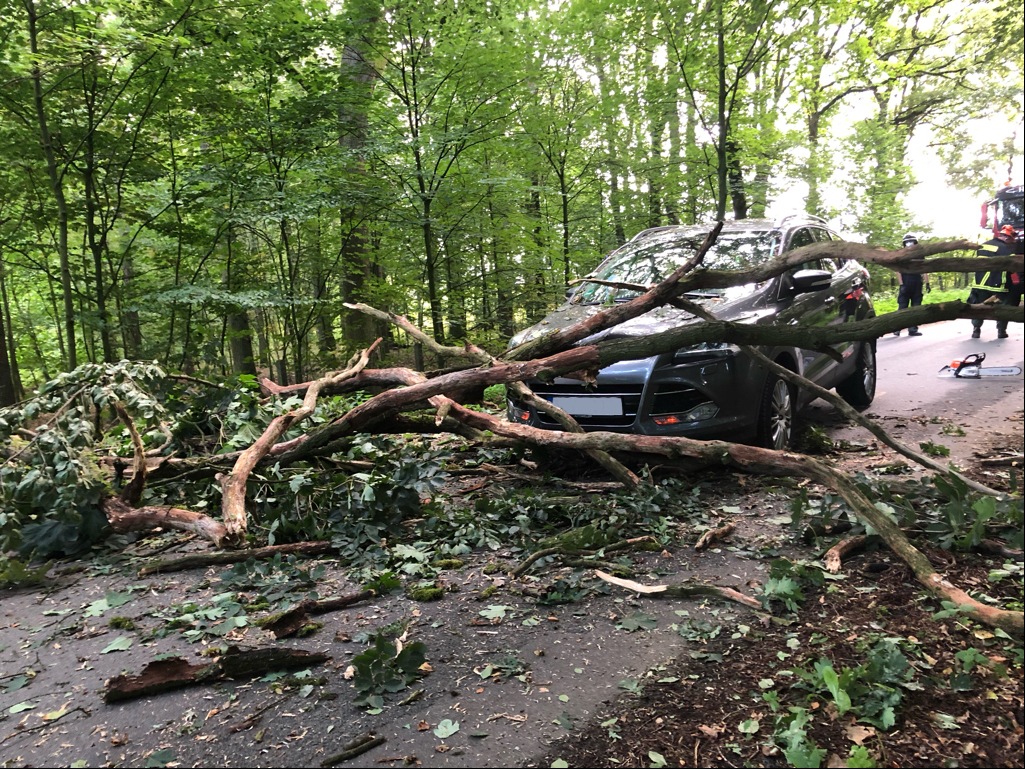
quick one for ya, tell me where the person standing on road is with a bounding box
[1004,235,1024,323]
[1007,268,1023,319]
[968,225,1019,339]
[893,233,929,337]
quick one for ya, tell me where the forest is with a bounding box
[0,0,1022,398]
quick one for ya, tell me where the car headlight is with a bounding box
[673,342,740,364]
[507,400,532,423]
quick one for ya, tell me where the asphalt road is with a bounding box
[805,316,1023,465]
[873,317,1023,416]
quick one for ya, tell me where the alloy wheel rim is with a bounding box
[863,346,876,396]
[769,380,792,450]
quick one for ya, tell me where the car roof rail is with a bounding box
[775,213,827,228]
[627,225,686,243]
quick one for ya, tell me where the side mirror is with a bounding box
[791,269,832,294]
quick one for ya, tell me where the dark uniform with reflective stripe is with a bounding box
[968,233,1019,338]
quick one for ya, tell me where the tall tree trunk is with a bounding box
[26,0,76,370]
[421,197,445,344]
[666,89,682,226]
[646,122,663,230]
[595,60,626,246]
[0,260,20,401]
[714,0,729,221]
[485,195,515,339]
[337,0,383,351]
[84,136,115,363]
[121,257,143,359]
[806,111,824,216]
[558,168,571,287]
[313,271,337,355]
[524,178,547,323]
[339,226,384,350]
[726,138,748,220]
[228,313,257,376]
[645,62,665,230]
[0,255,16,406]
[225,226,256,376]
[859,89,911,245]
[277,216,305,384]
[444,238,467,343]
[683,100,699,225]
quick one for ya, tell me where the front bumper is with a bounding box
[507,350,763,440]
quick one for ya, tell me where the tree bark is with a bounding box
[137,541,336,576]
[104,497,230,546]
[595,569,762,610]
[103,647,329,703]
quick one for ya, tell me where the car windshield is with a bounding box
[571,229,779,304]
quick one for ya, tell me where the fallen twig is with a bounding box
[137,541,335,576]
[979,454,1024,467]
[398,688,424,706]
[258,590,377,638]
[320,733,386,766]
[510,535,658,578]
[824,535,871,574]
[974,539,1024,559]
[595,569,761,609]
[695,521,736,550]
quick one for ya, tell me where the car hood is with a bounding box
[508,292,767,348]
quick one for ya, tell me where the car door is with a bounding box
[773,227,837,383]
[812,227,865,385]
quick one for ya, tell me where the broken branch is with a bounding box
[595,569,761,610]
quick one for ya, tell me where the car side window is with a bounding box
[793,228,841,272]
[779,229,828,299]
[810,229,839,272]
[789,228,815,250]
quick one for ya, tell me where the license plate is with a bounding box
[551,396,623,416]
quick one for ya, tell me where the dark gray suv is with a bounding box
[506,216,876,450]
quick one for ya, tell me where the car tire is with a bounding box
[836,340,876,411]
[756,371,795,451]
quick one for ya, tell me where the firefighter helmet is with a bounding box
[999,224,1017,238]
[902,233,918,246]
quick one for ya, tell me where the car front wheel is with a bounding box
[756,372,795,451]
[836,341,876,411]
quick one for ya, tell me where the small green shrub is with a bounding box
[758,558,827,613]
[350,633,427,709]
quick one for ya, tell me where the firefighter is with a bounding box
[968,224,1019,339]
[893,233,929,336]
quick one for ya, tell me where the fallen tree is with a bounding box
[0,238,1021,637]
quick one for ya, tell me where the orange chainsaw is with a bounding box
[937,352,1022,378]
